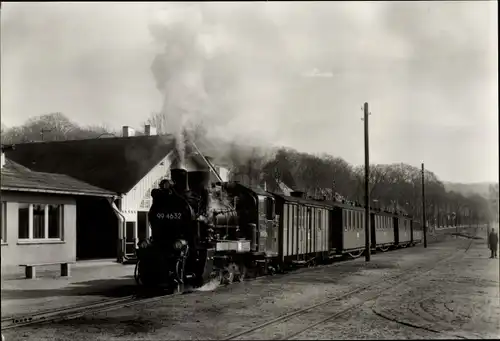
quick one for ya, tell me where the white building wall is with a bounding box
[121,151,174,218]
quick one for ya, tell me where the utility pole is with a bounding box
[363,102,371,261]
[331,179,336,201]
[421,162,427,248]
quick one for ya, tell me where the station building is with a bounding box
[4,126,230,263]
[0,146,117,275]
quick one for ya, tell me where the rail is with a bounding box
[222,238,474,340]
[2,228,476,332]
[1,291,172,330]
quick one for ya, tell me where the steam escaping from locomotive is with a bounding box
[149,4,210,168]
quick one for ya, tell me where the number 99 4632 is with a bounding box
[156,213,182,220]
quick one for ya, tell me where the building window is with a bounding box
[1,202,6,243]
[18,203,63,240]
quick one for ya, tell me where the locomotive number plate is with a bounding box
[156,213,182,220]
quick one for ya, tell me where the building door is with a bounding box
[124,221,137,259]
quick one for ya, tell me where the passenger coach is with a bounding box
[371,210,396,252]
[273,191,331,268]
[331,202,367,258]
[395,214,412,247]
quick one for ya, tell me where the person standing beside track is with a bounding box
[488,228,498,258]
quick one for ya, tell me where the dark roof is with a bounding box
[5,135,177,194]
[1,159,116,197]
[5,135,223,194]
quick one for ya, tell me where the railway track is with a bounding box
[0,247,398,331]
[0,290,172,330]
[222,239,474,340]
[1,236,475,333]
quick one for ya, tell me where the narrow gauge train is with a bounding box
[135,168,423,291]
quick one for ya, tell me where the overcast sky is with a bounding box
[1,2,497,183]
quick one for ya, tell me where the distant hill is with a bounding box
[443,182,497,198]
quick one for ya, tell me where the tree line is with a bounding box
[2,113,497,227]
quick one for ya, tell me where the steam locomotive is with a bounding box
[135,166,422,292]
[135,165,276,291]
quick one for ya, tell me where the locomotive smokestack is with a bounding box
[171,168,189,193]
[188,171,210,193]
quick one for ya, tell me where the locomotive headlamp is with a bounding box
[174,239,187,250]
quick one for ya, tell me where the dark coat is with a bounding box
[488,231,499,249]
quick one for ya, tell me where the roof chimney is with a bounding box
[144,125,157,136]
[122,126,135,137]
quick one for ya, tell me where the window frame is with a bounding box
[18,203,64,243]
[1,201,6,244]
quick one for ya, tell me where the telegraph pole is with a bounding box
[421,162,428,248]
[363,102,371,261]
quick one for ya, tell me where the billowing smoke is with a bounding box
[148,3,288,168]
[149,4,209,168]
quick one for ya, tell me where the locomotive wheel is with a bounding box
[220,264,237,285]
[135,260,154,288]
[234,264,247,282]
[347,250,364,259]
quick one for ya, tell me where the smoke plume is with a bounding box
[149,4,209,168]
[148,3,290,168]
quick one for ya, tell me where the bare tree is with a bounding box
[1,113,116,144]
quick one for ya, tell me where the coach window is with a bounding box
[266,197,275,220]
[18,203,64,242]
